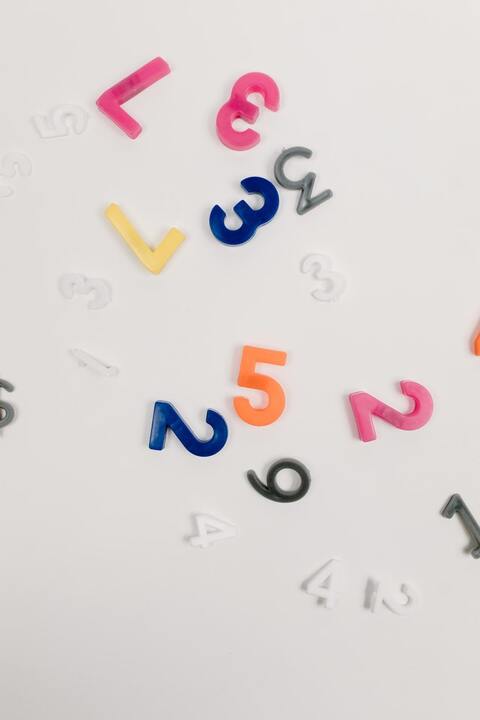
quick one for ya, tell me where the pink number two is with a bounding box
[349,380,433,442]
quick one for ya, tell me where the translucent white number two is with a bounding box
[368,580,421,616]
[303,559,342,609]
[189,514,236,549]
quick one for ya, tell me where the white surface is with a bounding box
[1,1,480,717]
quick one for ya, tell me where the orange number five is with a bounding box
[233,345,287,426]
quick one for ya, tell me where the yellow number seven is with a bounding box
[105,203,185,274]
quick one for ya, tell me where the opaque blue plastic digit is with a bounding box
[149,401,228,457]
[209,176,280,245]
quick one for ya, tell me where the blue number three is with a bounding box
[209,176,279,245]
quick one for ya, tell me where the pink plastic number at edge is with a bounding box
[349,380,433,442]
[216,72,280,150]
[96,57,170,139]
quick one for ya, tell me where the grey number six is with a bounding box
[0,379,15,429]
[246,458,311,503]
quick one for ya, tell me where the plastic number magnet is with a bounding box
[274,146,332,215]
[368,580,421,616]
[303,559,342,608]
[32,105,89,138]
[0,152,32,199]
[149,402,228,457]
[474,331,480,356]
[189,515,236,548]
[105,204,185,274]
[209,177,279,246]
[0,379,15,429]
[349,380,433,442]
[246,458,310,503]
[216,72,280,150]
[70,349,118,377]
[59,274,111,309]
[442,494,480,558]
[234,345,287,426]
[300,254,346,301]
[96,57,170,139]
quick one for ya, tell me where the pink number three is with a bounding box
[216,72,280,150]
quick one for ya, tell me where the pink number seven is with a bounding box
[96,57,170,139]
[349,380,433,442]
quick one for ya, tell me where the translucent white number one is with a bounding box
[368,580,421,616]
[189,514,236,549]
[304,559,341,609]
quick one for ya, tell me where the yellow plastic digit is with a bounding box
[105,203,185,274]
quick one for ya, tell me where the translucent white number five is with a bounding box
[32,105,89,138]
[304,559,341,609]
[189,514,236,549]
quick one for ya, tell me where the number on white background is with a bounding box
[32,105,89,138]
[189,515,236,549]
[304,559,342,609]
[300,253,346,302]
[368,580,421,616]
[0,152,32,198]
[59,274,111,310]
[69,348,118,377]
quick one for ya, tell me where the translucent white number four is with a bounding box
[304,559,342,609]
[189,515,236,549]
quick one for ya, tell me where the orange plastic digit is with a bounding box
[233,346,287,426]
